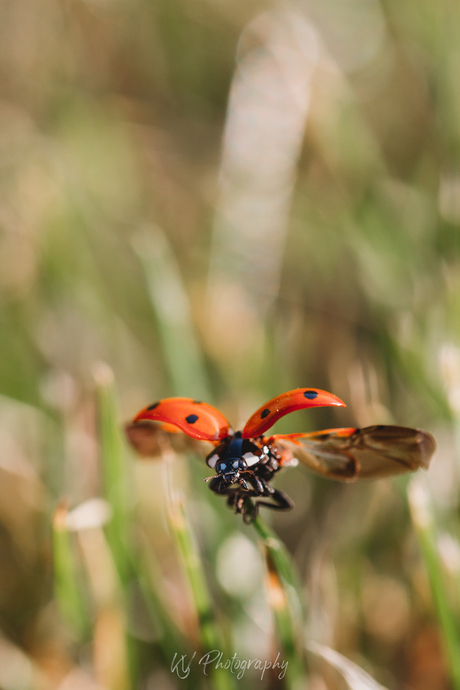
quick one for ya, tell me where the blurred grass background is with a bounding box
[1,0,460,688]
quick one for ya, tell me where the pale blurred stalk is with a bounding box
[78,525,131,690]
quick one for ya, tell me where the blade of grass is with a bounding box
[133,540,203,688]
[94,363,140,687]
[408,476,460,690]
[169,494,236,690]
[252,511,307,690]
[94,362,131,584]
[160,434,235,690]
[133,228,210,400]
[52,501,89,639]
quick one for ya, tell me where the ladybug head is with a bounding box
[205,431,262,484]
[215,457,247,477]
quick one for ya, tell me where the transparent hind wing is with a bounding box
[125,420,214,458]
[273,425,436,481]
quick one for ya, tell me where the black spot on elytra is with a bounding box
[147,402,160,410]
[261,408,270,419]
[303,390,318,399]
[186,414,199,424]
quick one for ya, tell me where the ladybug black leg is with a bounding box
[239,477,251,491]
[242,502,259,524]
[248,476,294,516]
[207,474,293,522]
[208,476,255,498]
[207,476,228,495]
[228,492,255,517]
[248,474,265,495]
[208,477,257,516]
[254,487,294,512]
[240,488,293,524]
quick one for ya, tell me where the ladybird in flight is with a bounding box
[126,389,436,522]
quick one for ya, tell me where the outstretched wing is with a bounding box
[125,419,213,458]
[131,397,232,442]
[242,388,346,439]
[272,425,436,481]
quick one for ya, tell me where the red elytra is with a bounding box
[133,397,231,441]
[132,388,344,441]
[242,388,345,438]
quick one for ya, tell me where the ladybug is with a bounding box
[127,388,436,522]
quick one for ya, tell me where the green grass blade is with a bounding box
[52,502,89,639]
[169,494,236,690]
[93,364,140,687]
[134,543,192,659]
[408,476,460,690]
[133,229,210,400]
[252,513,307,690]
[94,362,131,583]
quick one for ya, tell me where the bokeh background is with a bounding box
[1,0,460,688]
